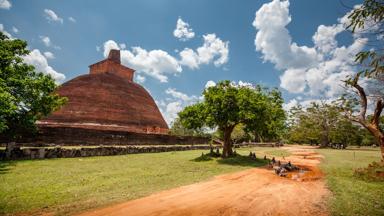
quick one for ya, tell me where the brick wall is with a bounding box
[8,126,210,146]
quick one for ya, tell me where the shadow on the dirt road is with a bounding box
[192,153,269,167]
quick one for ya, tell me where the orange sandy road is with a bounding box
[77,146,329,216]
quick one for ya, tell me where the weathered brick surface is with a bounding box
[32,126,209,146]
[39,49,169,135]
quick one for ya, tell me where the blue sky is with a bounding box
[1,0,365,125]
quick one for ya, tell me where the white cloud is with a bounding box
[135,74,146,83]
[23,49,65,82]
[121,47,182,83]
[179,33,229,69]
[279,69,307,93]
[173,18,195,41]
[179,48,200,69]
[312,24,344,54]
[103,40,120,56]
[43,51,55,59]
[11,26,18,33]
[0,24,12,38]
[237,80,254,88]
[40,36,51,47]
[0,0,11,9]
[164,101,183,125]
[68,17,76,23]
[158,88,201,125]
[205,80,216,88]
[101,32,229,82]
[103,40,181,83]
[253,0,367,98]
[197,34,229,66]
[44,9,63,24]
[119,43,126,49]
[283,99,298,112]
[253,0,319,70]
[165,88,197,102]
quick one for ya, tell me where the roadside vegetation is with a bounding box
[316,148,384,216]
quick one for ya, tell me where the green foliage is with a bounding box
[231,123,251,143]
[287,102,373,146]
[244,88,286,142]
[347,0,384,78]
[179,81,285,139]
[178,80,286,156]
[342,0,384,160]
[169,117,208,137]
[0,32,66,141]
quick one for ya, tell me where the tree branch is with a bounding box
[371,98,384,128]
[351,74,368,123]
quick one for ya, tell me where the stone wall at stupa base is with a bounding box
[5,125,210,146]
[0,145,218,160]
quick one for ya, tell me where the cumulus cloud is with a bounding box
[179,33,229,69]
[135,74,146,83]
[68,17,76,23]
[44,9,63,24]
[11,26,18,33]
[253,0,367,98]
[103,40,181,83]
[205,80,216,88]
[40,36,51,47]
[101,25,229,82]
[173,18,195,41]
[163,101,183,125]
[0,0,11,9]
[165,88,197,102]
[0,24,12,38]
[23,49,65,82]
[253,0,319,70]
[179,48,200,69]
[282,99,298,112]
[158,88,201,125]
[43,51,55,59]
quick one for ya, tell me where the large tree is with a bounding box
[0,32,66,142]
[342,0,384,160]
[287,102,365,147]
[178,80,285,157]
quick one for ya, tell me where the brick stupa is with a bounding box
[38,49,169,134]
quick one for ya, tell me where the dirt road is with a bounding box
[77,146,329,216]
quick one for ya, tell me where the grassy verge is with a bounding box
[315,148,384,216]
[0,147,287,215]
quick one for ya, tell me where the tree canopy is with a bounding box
[0,32,66,142]
[342,0,384,160]
[178,80,285,157]
[287,102,373,147]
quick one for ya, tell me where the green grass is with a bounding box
[0,147,286,215]
[315,148,384,216]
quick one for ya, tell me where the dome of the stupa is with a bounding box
[38,49,168,134]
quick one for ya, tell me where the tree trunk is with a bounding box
[320,132,329,148]
[366,124,384,161]
[222,126,234,158]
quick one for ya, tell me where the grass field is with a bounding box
[0,147,285,215]
[316,148,384,216]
